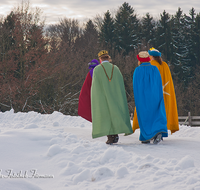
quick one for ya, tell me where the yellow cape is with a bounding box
[132,60,179,134]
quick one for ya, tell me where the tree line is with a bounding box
[0,1,200,116]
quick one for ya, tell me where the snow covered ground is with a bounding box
[0,109,200,190]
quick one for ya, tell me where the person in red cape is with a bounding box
[78,59,99,122]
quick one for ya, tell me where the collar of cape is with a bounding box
[101,60,109,63]
[100,61,114,82]
[139,62,151,66]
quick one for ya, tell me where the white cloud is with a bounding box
[0,0,200,24]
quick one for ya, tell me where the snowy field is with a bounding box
[0,109,200,190]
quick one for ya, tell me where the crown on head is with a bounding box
[98,50,108,58]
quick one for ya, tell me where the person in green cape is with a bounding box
[91,50,133,144]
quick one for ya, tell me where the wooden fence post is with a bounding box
[188,112,192,126]
[179,112,200,127]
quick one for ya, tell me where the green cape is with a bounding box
[91,61,133,138]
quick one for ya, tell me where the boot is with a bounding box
[106,135,114,144]
[106,134,119,144]
[113,134,119,143]
[141,140,150,144]
[153,133,162,144]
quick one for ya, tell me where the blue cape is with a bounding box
[133,62,168,141]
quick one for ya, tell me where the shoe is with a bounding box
[106,135,119,144]
[153,133,162,144]
[141,140,150,144]
[113,135,119,143]
[106,135,114,144]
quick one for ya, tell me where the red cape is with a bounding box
[78,72,92,122]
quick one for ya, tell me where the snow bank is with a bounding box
[0,110,200,190]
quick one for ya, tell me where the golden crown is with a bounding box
[149,47,155,51]
[98,50,108,57]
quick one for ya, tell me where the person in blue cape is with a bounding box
[133,51,168,144]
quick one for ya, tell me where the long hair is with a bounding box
[153,56,163,65]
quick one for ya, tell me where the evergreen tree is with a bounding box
[180,8,197,85]
[99,10,115,50]
[84,19,98,41]
[192,64,200,114]
[82,19,98,57]
[155,10,173,62]
[73,19,99,62]
[194,13,200,66]
[140,13,156,47]
[114,2,139,54]
[171,8,188,82]
[186,8,196,67]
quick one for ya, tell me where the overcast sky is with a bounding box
[0,0,200,24]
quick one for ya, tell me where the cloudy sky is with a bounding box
[0,0,200,24]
